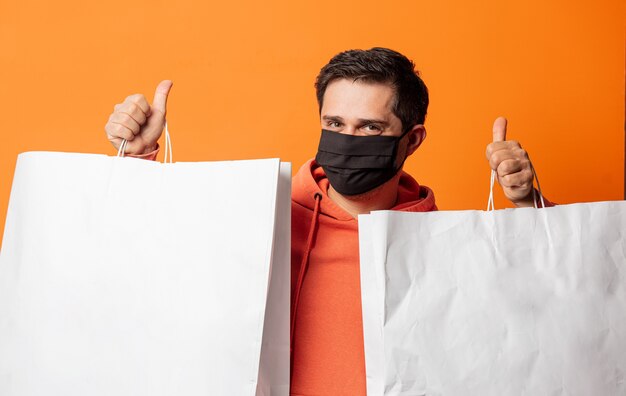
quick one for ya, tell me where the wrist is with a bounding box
[512,188,536,208]
[513,188,549,208]
[141,143,158,155]
[125,143,160,161]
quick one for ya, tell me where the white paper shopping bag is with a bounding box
[360,202,626,396]
[0,149,290,396]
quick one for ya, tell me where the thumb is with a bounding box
[152,80,173,114]
[492,116,507,142]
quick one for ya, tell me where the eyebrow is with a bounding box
[322,115,390,126]
[322,115,344,123]
[357,118,389,127]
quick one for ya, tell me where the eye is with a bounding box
[326,121,342,128]
[362,124,383,134]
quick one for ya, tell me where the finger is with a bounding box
[500,183,533,203]
[123,94,151,115]
[492,116,507,143]
[496,158,527,177]
[123,138,151,155]
[499,168,533,188]
[108,136,122,150]
[485,140,522,161]
[488,149,517,171]
[119,102,147,125]
[109,112,141,134]
[105,122,136,141]
[490,146,528,171]
[152,80,173,114]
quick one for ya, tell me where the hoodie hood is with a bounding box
[291,158,437,220]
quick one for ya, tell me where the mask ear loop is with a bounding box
[393,128,419,173]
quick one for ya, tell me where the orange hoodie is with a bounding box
[290,159,437,395]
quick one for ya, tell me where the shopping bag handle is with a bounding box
[116,122,173,163]
[487,160,545,211]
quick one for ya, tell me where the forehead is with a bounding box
[321,78,396,119]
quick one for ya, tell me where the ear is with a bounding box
[405,124,426,157]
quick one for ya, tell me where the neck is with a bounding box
[327,173,402,219]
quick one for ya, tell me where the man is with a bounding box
[105,47,547,395]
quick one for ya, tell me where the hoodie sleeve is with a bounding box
[125,144,160,161]
[533,188,556,208]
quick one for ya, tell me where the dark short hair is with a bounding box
[315,47,429,132]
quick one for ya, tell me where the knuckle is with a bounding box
[125,102,137,115]
[137,97,150,111]
[514,146,527,157]
[105,126,117,137]
[119,113,131,125]
[117,125,131,138]
[496,161,508,175]
[500,161,512,174]
[124,114,139,129]
[126,94,145,105]
[523,168,533,180]
[501,158,520,175]
[129,104,146,122]
[492,151,504,165]
[117,103,131,114]
[126,113,137,125]
[136,111,146,123]
[503,173,520,187]
[489,157,499,170]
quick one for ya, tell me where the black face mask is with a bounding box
[315,129,410,196]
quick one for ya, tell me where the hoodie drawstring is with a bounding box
[290,192,322,353]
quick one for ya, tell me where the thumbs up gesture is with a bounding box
[485,117,535,207]
[105,80,173,155]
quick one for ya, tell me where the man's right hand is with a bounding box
[105,80,173,155]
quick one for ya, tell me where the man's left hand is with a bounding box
[485,117,535,207]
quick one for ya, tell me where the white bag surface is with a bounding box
[359,202,626,395]
[0,151,291,396]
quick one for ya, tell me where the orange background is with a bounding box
[0,0,624,243]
